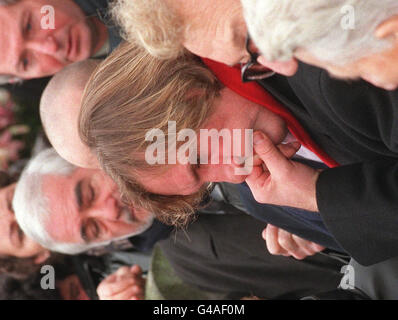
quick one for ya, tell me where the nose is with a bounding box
[27,35,59,55]
[86,195,120,221]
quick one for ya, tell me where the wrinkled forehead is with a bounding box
[42,174,82,243]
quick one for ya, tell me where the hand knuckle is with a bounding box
[279,237,291,248]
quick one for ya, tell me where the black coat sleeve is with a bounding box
[317,158,398,266]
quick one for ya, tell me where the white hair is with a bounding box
[13,149,150,255]
[110,0,184,59]
[242,0,398,65]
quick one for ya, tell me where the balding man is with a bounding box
[40,59,101,168]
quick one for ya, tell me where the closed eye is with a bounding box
[22,57,29,70]
[88,184,96,204]
[24,11,32,36]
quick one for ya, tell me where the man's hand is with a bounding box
[97,265,146,300]
[246,131,321,212]
[263,224,325,260]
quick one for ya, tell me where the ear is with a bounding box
[375,15,398,40]
[33,250,51,265]
[257,56,299,76]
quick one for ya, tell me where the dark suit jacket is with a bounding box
[159,214,344,299]
[258,63,398,265]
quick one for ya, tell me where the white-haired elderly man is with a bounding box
[242,0,398,90]
[13,148,154,255]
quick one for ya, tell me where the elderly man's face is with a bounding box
[0,0,104,80]
[44,168,153,245]
[293,45,398,91]
[137,87,287,196]
[257,16,398,91]
[0,183,49,261]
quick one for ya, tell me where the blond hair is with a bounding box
[79,41,221,227]
[110,0,184,59]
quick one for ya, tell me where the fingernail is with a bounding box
[290,141,301,150]
[253,132,264,145]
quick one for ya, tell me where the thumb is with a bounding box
[277,141,301,159]
[253,131,292,176]
[130,265,142,274]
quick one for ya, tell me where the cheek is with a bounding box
[107,221,140,238]
[183,32,209,58]
[36,56,68,76]
[26,243,44,257]
[356,57,396,88]
[52,2,85,26]
[135,209,152,223]
[365,58,398,81]
[138,171,175,195]
[215,41,245,66]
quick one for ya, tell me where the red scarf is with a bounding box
[202,58,339,168]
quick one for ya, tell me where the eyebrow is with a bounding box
[75,180,90,243]
[75,180,83,210]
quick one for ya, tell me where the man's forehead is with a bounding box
[42,173,82,243]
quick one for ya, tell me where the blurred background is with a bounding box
[1,79,49,177]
